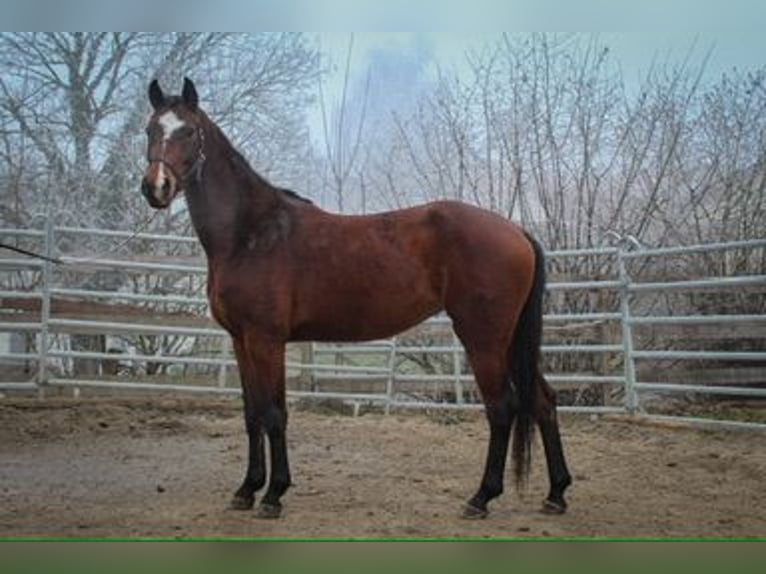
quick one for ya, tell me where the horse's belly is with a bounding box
[291,309,440,342]
[290,280,443,342]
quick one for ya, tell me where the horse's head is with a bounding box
[141,78,205,209]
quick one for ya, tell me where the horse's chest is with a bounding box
[208,285,234,332]
[207,273,246,333]
[207,268,286,336]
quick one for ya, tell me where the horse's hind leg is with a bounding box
[462,349,516,519]
[536,374,572,514]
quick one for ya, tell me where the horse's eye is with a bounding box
[178,126,195,138]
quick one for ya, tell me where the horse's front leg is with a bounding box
[229,337,266,510]
[231,334,291,518]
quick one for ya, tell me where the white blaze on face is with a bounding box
[158,110,186,141]
[153,111,187,191]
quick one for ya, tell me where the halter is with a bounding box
[147,126,206,186]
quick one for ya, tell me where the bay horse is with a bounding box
[140,78,571,520]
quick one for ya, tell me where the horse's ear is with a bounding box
[148,79,165,110]
[182,77,198,109]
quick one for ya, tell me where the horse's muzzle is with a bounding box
[141,175,174,209]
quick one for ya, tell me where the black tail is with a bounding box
[510,232,546,488]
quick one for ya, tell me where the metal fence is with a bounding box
[1,219,765,430]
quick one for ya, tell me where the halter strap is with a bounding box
[147,127,206,184]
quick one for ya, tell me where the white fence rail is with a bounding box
[1,221,765,430]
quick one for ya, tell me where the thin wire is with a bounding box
[62,209,163,265]
[0,242,64,264]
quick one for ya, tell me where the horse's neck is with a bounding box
[185,129,278,258]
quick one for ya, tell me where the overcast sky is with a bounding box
[319,31,766,79]
[310,31,766,144]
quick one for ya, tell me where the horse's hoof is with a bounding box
[541,499,567,515]
[462,503,488,520]
[256,503,282,519]
[228,494,255,511]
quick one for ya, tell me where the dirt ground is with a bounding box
[0,396,764,539]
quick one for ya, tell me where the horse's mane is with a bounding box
[277,187,312,204]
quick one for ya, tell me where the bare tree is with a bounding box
[0,32,321,230]
[318,33,371,213]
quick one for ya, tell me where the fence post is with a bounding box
[37,214,54,397]
[217,336,230,388]
[298,342,315,392]
[385,337,397,415]
[617,247,639,413]
[452,332,464,404]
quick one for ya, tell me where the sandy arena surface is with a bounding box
[0,397,764,538]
